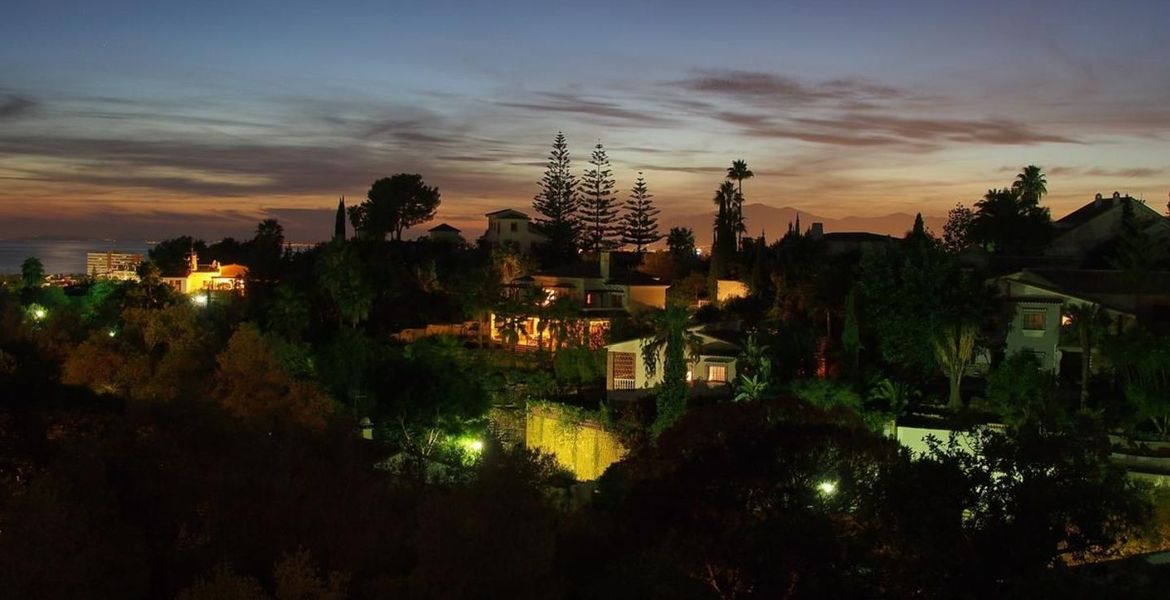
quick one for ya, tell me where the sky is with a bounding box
[1,0,1168,242]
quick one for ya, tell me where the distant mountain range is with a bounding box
[660,203,945,246]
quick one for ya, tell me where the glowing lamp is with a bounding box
[816,480,837,496]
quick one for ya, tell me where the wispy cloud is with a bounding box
[0,94,37,120]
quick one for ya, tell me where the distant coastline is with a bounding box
[0,239,153,275]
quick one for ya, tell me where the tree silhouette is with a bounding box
[580,142,620,252]
[333,196,346,241]
[1012,164,1047,208]
[20,257,44,289]
[1064,302,1110,409]
[667,227,695,264]
[316,241,373,329]
[532,132,580,264]
[726,160,753,246]
[349,174,441,241]
[620,172,662,252]
[711,181,739,274]
[941,203,974,254]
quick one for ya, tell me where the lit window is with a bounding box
[707,365,727,383]
[686,368,693,382]
[1022,311,1046,331]
[586,292,596,306]
[1061,314,1072,327]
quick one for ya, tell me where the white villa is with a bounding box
[604,325,742,400]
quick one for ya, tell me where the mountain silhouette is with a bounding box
[661,203,945,246]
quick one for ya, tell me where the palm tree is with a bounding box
[726,160,753,247]
[1012,165,1047,208]
[933,322,978,410]
[712,181,739,266]
[1064,302,1110,409]
[642,303,702,438]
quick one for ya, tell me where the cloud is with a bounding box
[493,91,677,126]
[0,94,37,120]
[707,110,1076,149]
[672,69,906,107]
[1084,167,1164,178]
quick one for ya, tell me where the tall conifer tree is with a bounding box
[334,196,346,241]
[533,132,580,263]
[620,172,662,252]
[580,142,620,253]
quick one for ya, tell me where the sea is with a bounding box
[0,239,153,275]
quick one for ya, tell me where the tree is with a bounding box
[641,303,700,438]
[1012,164,1047,208]
[666,227,696,271]
[620,172,661,252]
[726,160,753,246]
[842,288,861,377]
[316,241,373,329]
[985,351,1058,429]
[941,203,974,254]
[532,132,580,264]
[580,142,620,253]
[20,257,44,289]
[213,324,335,433]
[972,172,1052,255]
[1064,302,1110,409]
[348,174,441,241]
[249,219,285,279]
[333,196,346,241]
[1111,197,1155,283]
[711,180,739,267]
[860,238,992,377]
[933,322,977,409]
[149,236,207,275]
[1106,328,1170,436]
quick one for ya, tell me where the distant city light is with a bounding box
[817,480,837,496]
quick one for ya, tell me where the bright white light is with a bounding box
[107,329,117,338]
[468,439,484,452]
[191,294,208,306]
[816,480,837,496]
[31,307,47,321]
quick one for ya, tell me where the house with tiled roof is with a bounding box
[1046,192,1170,263]
[426,223,464,244]
[481,209,548,252]
[604,324,743,400]
[489,251,669,349]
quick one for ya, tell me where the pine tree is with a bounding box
[620,172,662,252]
[580,142,620,253]
[334,196,346,241]
[533,132,580,263]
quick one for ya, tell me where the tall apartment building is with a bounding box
[86,251,143,280]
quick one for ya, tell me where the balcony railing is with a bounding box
[613,378,636,390]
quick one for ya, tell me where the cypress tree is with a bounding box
[334,196,346,241]
[620,172,662,253]
[533,132,580,263]
[580,142,620,253]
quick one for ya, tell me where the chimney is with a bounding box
[809,222,824,240]
[1094,192,1103,208]
[600,251,611,280]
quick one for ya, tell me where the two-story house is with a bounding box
[489,252,669,349]
[481,209,548,253]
